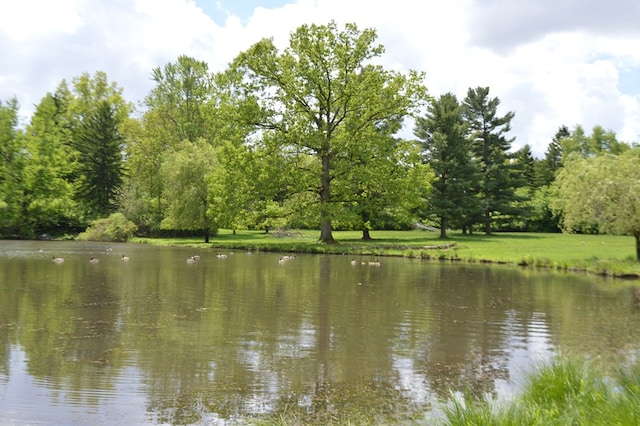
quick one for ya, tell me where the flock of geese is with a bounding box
[351,259,381,266]
[278,255,296,264]
[49,248,381,267]
[186,253,229,263]
[50,247,130,264]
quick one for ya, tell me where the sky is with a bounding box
[1,0,639,157]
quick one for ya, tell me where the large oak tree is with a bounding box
[230,21,426,243]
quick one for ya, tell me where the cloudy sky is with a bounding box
[1,0,639,156]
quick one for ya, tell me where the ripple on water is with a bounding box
[2,347,152,425]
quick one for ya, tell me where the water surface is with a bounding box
[1,240,639,424]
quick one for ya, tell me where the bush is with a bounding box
[77,213,137,242]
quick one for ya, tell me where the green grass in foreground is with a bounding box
[130,230,640,278]
[440,356,640,426]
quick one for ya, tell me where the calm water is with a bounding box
[1,240,639,424]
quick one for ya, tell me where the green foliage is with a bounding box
[3,25,640,241]
[415,92,478,238]
[440,356,640,426]
[552,149,640,259]
[21,94,78,233]
[231,20,427,242]
[161,139,218,242]
[561,124,630,159]
[463,86,518,235]
[74,100,125,217]
[77,212,137,242]
[147,55,213,144]
[534,125,568,188]
[0,97,25,237]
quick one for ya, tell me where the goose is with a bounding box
[350,260,358,266]
[186,256,196,264]
[216,253,228,259]
[191,254,200,261]
[121,254,130,261]
[89,257,99,264]
[106,247,113,253]
[369,260,381,266]
[278,257,288,264]
[52,256,64,264]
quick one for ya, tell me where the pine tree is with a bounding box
[535,125,568,187]
[414,93,480,238]
[75,100,125,217]
[462,87,516,235]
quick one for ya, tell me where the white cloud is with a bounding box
[1,0,639,156]
[0,0,83,41]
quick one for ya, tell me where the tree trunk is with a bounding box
[362,228,371,241]
[635,232,640,261]
[319,152,335,243]
[484,209,491,235]
[204,227,210,243]
[320,218,335,243]
[440,217,447,239]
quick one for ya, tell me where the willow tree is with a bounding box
[122,56,215,232]
[161,138,218,242]
[552,150,640,260]
[231,21,426,243]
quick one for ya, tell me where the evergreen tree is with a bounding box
[75,100,125,216]
[462,87,516,235]
[507,144,537,231]
[512,144,536,188]
[414,93,479,238]
[535,125,568,187]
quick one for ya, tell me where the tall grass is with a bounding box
[439,356,640,426]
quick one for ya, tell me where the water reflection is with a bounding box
[1,240,640,424]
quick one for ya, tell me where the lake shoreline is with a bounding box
[128,230,640,280]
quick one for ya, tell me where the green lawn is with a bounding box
[131,230,640,278]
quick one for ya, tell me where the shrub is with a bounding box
[78,213,137,242]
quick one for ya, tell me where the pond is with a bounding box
[1,240,639,424]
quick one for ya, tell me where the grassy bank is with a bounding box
[130,230,640,278]
[439,356,640,426]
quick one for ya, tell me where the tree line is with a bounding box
[1,21,638,256]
